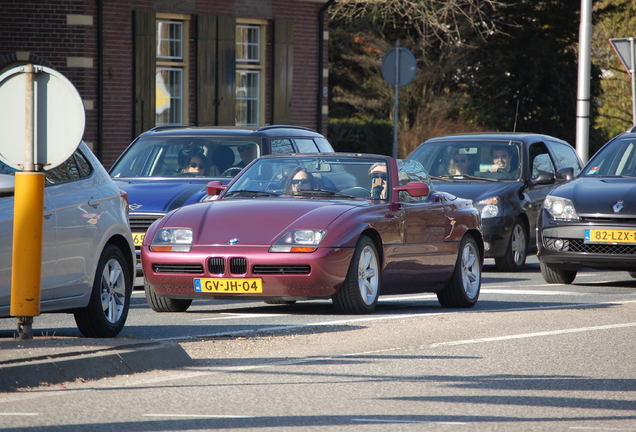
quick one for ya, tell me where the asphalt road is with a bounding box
[2,256,636,431]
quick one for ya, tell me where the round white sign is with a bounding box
[0,65,85,170]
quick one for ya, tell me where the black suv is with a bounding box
[109,125,334,272]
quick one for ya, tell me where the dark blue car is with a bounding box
[407,133,582,271]
[109,125,334,273]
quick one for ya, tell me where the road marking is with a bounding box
[144,414,253,419]
[0,413,38,416]
[428,322,636,348]
[482,288,585,295]
[194,313,288,321]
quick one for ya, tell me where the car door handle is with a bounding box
[88,197,102,207]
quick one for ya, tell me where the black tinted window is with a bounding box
[547,141,582,176]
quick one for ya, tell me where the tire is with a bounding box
[264,300,297,305]
[144,283,192,312]
[540,262,577,284]
[73,244,132,338]
[437,235,482,308]
[332,236,380,314]
[495,219,527,272]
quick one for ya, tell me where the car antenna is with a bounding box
[512,99,520,132]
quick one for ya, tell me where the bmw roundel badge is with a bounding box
[228,238,239,244]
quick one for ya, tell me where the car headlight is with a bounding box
[543,195,580,221]
[475,197,500,219]
[270,230,327,252]
[150,228,193,252]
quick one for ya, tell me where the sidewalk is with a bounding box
[0,337,193,392]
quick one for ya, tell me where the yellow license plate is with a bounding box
[585,229,636,244]
[194,278,263,293]
[132,232,145,247]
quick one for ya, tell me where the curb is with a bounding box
[0,341,193,392]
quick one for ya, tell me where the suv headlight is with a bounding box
[150,228,193,252]
[543,195,579,221]
[270,230,327,252]
[475,197,500,219]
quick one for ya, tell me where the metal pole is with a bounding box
[24,64,35,172]
[392,41,399,159]
[630,38,636,125]
[575,0,592,164]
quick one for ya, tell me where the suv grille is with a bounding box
[129,214,163,231]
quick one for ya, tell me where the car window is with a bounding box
[270,138,294,155]
[397,159,432,202]
[110,136,260,178]
[409,139,521,180]
[583,136,636,177]
[528,142,555,180]
[294,138,319,153]
[45,150,93,185]
[547,141,582,176]
[314,137,334,152]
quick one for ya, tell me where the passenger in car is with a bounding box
[450,150,473,175]
[235,143,257,168]
[368,162,388,199]
[183,155,209,176]
[285,166,317,192]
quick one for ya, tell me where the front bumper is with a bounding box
[538,220,636,271]
[142,245,354,300]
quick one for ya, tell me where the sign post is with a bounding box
[0,65,85,339]
[381,42,417,159]
[609,37,636,125]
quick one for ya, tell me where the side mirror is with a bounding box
[556,167,575,182]
[393,182,430,197]
[532,172,556,185]
[206,181,227,196]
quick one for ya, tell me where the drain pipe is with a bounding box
[317,0,335,134]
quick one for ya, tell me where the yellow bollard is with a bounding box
[10,171,45,317]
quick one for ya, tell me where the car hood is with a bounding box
[552,177,636,216]
[160,198,360,246]
[432,179,523,202]
[113,178,222,213]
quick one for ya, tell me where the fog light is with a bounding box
[484,241,490,252]
[554,239,564,250]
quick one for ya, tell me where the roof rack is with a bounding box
[256,125,317,133]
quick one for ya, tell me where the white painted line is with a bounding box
[351,418,466,425]
[0,413,39,416]
[482,289,585,296]
[144,414,253,419]
[428,322,636,348]
[194,313,288,322]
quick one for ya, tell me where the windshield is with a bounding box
[582,136,636,177]
[223,156,432,202]
[110,136,261,178]
[409,139,522,181]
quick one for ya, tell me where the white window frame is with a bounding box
[235,19,266,127]
[156,14,190,126]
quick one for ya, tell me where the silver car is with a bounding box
[0,142,135,337]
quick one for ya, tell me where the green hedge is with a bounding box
[327,118,393,156]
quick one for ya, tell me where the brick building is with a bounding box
[0,0,333,167]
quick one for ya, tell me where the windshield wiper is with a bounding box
[226,190,281,197]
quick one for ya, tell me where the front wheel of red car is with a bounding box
[73,244,132,338]
[332,235,380,314]
[437,235,481,308]
[145,283,192,312]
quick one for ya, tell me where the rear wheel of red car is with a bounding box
[144,283,192,312]
[332,235,380,314]
[495,219,527,272]
[437,235,481,308]
[74,244,132,338]
[540,262,577,284]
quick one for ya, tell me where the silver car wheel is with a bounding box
[510,222,526,266]
[461,240,480,299]
[101,258,126,323]
[358,244,379,305]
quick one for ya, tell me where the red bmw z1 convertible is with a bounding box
[141,153,483,314]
